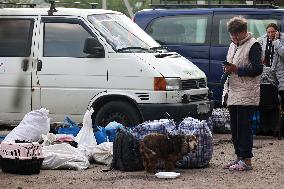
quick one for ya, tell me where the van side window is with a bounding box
[44,22,93,57]
[212,15,279,46]
[0,19,33,57]
[145,15,209,45]
[247,19,279,38]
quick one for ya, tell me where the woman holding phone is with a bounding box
[222,17,263,171]
[258,23,283,67]
[258,23,284,137]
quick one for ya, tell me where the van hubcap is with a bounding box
[103,112,129,126]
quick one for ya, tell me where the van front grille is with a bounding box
[181,78,207,90]
[190,94,208,102]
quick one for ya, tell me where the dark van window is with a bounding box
[44,23,92,57]
[212,15,279,46]
[146,15,209,45]
[0,19,33,57]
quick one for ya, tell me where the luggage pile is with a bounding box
[0,108,214,173]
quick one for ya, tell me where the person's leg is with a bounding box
[236,106,254,164]
[228,105,240,158]
[278,91,284,138]
[278,91,284,107]
[228,106,254,171]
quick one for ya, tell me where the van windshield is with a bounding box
[88,14,160,52]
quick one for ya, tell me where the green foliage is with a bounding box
[2,0,284,15]
[40,0,153,16]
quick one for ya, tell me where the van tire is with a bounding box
[94,101,141,127]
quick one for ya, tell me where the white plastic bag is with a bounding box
[40,133,76,146]
[42,143,90,170]
[4,108,50,142]
[92,142,113,165]
[75,108,97,161]
[40,133,57,146]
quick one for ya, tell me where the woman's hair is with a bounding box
[227,16,247,34]
[266,23,279,31]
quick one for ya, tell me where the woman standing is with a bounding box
[222,17,263,171]
[258,23,284,137]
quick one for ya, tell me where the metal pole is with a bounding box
[197,1,206,5]
[123,0,134,19]
[102,0,107,9]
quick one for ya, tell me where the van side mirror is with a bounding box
[83,38,105,58]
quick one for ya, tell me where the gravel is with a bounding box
[0,133,284,189]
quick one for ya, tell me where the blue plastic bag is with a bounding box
[105,129,116,142]
[57,116,81,136]
[64,116,78,127]
[105,121,125,142]
[251,111,260,135]
[0,135,6,143]
[94,126,107,144]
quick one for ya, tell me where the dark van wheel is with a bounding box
[94,101,141,127]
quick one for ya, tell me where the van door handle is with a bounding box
[21,59,29,72]
[37,60,42,71]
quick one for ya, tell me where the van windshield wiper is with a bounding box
[155,53,180,58]
[116,47,150,52]
[150,46,168,52]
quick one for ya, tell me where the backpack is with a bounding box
[111,129,144,171]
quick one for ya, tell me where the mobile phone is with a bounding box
[275,30,281,39]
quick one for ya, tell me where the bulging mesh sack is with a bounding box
[261,66,278,86]
[129,119,176,140]
[129,118,213,169]
[211,108,231,133]
[176,117,213,168]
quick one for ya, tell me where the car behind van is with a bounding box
[133,4,284,104]
[0,5,213,127]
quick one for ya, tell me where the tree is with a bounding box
[274,0,284,6]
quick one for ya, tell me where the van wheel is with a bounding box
[94,101,141,127]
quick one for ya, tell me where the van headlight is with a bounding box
[154,77,181,91]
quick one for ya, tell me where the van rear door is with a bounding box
[0,17,36,124]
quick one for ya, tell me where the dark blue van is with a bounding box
[134,4,284,104]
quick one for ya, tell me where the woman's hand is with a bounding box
[224,64,238,74]
[275,31,280,40]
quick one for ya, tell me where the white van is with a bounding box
[0,7,213,127]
